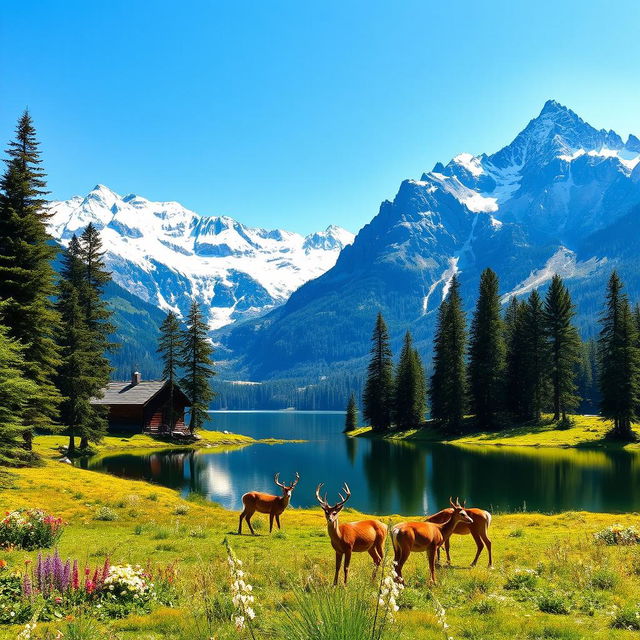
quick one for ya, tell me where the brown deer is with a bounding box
[391,498,473,585]
[315,482,387,585]
[426,501,493,567]
[238,472,299,535]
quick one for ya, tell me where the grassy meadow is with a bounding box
[1,434,640,639]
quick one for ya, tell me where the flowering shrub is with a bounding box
[0,510,64,550]
[224,538,256,637]
[594,524,640,546]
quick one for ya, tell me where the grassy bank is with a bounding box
[32,430,298,461]
[1,445,640,639]
[352,414,640,449]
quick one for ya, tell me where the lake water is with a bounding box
[78,411,640,515]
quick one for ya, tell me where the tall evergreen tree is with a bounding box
[468,268,505,427]
[504,296,527,419]
[577,339,600,413]
[0,321,40,466]
[394,331,427,429]
[157,311,184,431]
[180,301,216,434]
[0,111,61,447]
[429,275,467,433]
[598,272,639,440]
[56,237,105,455]
[344,392,358,433]
[362,312,394,432]
[520,290,550,421]
[543,275,582,421]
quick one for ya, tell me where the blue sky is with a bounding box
[2,1,639,235]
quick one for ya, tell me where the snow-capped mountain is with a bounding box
[225,100,640,379]
[47,187,354,329]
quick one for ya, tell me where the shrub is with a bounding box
[611,605,640,631]
[173,504,189,516]
[471,598,497,614]
[508,528,525,538]
[504,568,537,591]
[0,509,65,550]
[0,571,30,623]
[594,524,640,545]
[94,506,118,522]
[590,568,618,590]
[537,591,571,615]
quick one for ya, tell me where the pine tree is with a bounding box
[504,296,527,419]
[394,331,427,429]
[429,275,467,433]
[180,301,216,434]
[543,275,581,422]
[0,111,61,447]
[157,311,184,431]
[598,272,639,440]
[520,290,550,421]
[362,312,394,432]
[468,268,505,427]
[0,321,40,466]
[344,393,358,432]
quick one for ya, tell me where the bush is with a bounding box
[94,506,118,522]
[590,568,618,590]
[173,504,189,516]
[504,568,537,591]
[611,605,640,631]
[594,524,640,545]
[537,591,571,615]
[0,509,65,550]
[0,572,30,623]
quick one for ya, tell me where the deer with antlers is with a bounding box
[316,482,387,585]
[391,498,473,585]
[426,500,493,568]
[238,472,299,535]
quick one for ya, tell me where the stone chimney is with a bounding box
[131,371,141,386]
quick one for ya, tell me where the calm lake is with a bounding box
[78,411,640,515]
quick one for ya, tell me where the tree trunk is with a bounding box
[22,429,33,451]
[68,434,76,456]
[79,435,89,449]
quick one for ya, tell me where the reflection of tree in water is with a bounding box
[362,440,426,515]
[87,450,188,490]
[344,436,357,466]
[427,445,640,513]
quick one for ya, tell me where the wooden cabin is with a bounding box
[92,372,192,436]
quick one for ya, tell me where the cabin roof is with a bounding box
[92,380,190,406]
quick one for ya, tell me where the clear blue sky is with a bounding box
[2,1,639,235]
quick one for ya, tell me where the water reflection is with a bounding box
[77,412,640,515]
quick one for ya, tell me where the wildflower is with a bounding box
[224,538,257,639]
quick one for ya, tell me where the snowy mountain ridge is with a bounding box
[47,186,354,328]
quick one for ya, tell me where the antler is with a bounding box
[274,472,285,489]
[315,482,330,508]
[291,472,300,488]
[334,482,351,509]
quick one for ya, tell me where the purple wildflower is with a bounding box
[22,573,32,598]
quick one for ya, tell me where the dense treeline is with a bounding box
[0,111,119,463]
[359,268,639,441]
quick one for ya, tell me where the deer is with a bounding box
[426,500,493,568]
[238,472,299,535]
[315,482,387,586]
[391,498,473,585]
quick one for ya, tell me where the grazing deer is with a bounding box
[391,498,473,585]
[238,472,299,535]
[426,500,493,568]
[316,482,387,585]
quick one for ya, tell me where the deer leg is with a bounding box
[238,511,245,535]
[427,545,437,585]
[480,530,493,568]
[246,513,256,536]
[276,514,281,529]
[368,547,382,581]
[343,549,352,585]
[470,532,484,567]
[444,537,452,565]
[269,513,274,533]
[334,552,343,586]
[394,547,407,585]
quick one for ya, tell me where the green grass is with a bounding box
[353,414,640,449]
[1,437,640,639]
